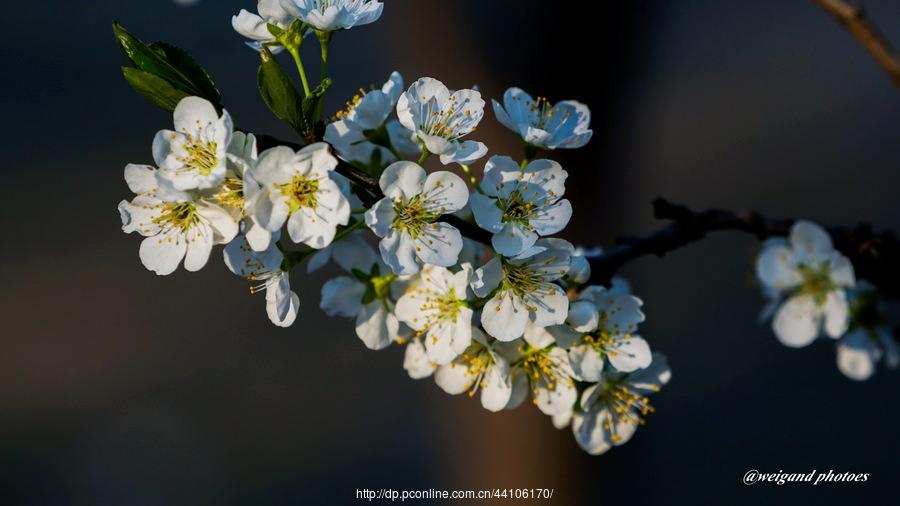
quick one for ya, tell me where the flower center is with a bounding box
[797,263,837,304]
[179,138,218,176]
[214,176,244,211]
[529,96,555,130]
[501,262,545,300]
[420,95,477,140]
[460,342,495,397]
[499,188,538,228]
[392,195,439,238]
[593,381,656,439]
[153,202,199,233]
[280,175,320,213]
[518,346,572,399]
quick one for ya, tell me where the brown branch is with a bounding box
[587,198,900,299]
[812,0,900,87]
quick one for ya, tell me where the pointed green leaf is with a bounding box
[122,67,190,111]
[149,42,221,105]
[257,53,304,134]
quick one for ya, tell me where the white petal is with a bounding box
[139,230,186,275]
[481,292,528,341]
[320,277,364,317]
[404,338,437,379]
[379,161,426,200]
[471,257,503,297]
[492,222,537,257]
[772,295,821,348]
[566,300,599,333]
[469,192,504,233]
[414,222,463,267]
[822,290,850,338]
[439,140,487,165]
[355,301,398,350]
[422,171,469,213]
[836,329,878,381]
[790,220,834,264]
[481,358,513,412]
[434,361,474,395]
[756,242,801,290]
[568,344,604,382]
[379,230,420,275]
[606,335,652,373]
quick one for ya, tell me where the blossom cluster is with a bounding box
[756,221,898,380]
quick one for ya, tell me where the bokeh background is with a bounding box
[2,0,900,504]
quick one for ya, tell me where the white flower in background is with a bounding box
[470,156,572,256]
[319,240,406,350]
[756,221,856,348]
[248,143,350,248]
[505,324,578,416]
[232,0,297,53]
[572,353,670,455]
[836,327,899,381]
[492,87,592,150]
[279,0,383,32]
[153,97,233,191]
[566,282,651,381]
[365,161,468,275]
[324,72,419,167]
[568,246,602,285]
[434,327,514,412]
[472,240,571,341]
[118,164,238,275]
[395,264,474,365]
[223,234,299,327]
[397,77,487,165]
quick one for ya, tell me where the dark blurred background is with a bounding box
[2,0,899,504]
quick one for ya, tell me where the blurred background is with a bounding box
[2,0,899,504]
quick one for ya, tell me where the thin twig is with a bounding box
[812,0,900,87]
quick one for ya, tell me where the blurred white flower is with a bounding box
[224,233,299,327]
[756,221,856,348]
[472,240,570,342]
[395,264,474,365]
[469,156,572,256]
[153,97,233,191]
[492,87,592,150]
[118,165,238,275]
[247,143,350,249]
[397,77,487,165]
[571,353,670,455]
[836,327,899,381]
[280,0,383,32]
[232,0,297,53]
[365,161,468,275]
[434,327,514,412]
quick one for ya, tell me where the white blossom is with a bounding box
[232,0,297,53]
[836,327,899,381]
[505,324,578,416]
[492,87,592,150]
[566,281,651,381]
[279,0,383,32]
[224,233,299,327]
[395,264,474,365]
[118,164,238,275]
[470,156,572,256]
[571,353,670,455]
[365,161,468,275]
[434,327,514,412]
[396,77,487,165]
[248,142,351,249]
[152,97,233,191]
[324,72,419,167]
[756,221,856,348]
[472,240,571,342]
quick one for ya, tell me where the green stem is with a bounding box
[287,47,312,97]
[318,31,331,82]
[417,147,431,165]
[521,143,540,170]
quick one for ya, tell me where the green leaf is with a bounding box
[149,42,221,105]
[257,52,304,134]
[112,22,222,109]
[121,67,190,111]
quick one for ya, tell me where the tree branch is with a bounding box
[812,0,900,87]
[587,198,900,299]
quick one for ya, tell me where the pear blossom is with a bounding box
[118,164,238,275]
[224,234,299,327]
[472,240,571,342]
[365,161,469,275]
[572,354,670,455]
[434,327,514,412]
[324,72,419,167]
[505,324,578,416]
[403,337,438,379]
[756,221,856,348]
[470,156,572,256]
[395,264,474,365]
[319,239,407,350]
[565,282,652,381]
[248,142,351,249]
[279,0,383,32]
[153,97,233,191]
[397,77,487,165]
[232,0,297,53]
[492,87,592,150]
